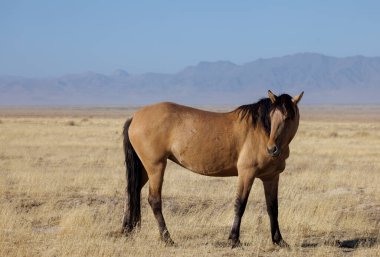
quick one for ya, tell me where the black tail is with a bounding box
[123,118,143,231]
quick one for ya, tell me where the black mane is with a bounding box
[235,94,296,135]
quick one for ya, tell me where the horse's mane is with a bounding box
[235,94,296,136]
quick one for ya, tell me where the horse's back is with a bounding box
[130,101,229,136]
[129,101,228,148]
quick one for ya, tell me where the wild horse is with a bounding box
[122,90,303,247]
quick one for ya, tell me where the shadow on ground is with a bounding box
[301,237,377,249]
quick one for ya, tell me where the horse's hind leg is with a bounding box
[146,160,174,245]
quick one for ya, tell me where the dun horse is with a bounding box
[122,90,303,247]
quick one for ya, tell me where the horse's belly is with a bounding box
[169,145,238,177]
[166,116,239,177]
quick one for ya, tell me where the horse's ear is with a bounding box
[292,91,304,105]
[268,90,277,104]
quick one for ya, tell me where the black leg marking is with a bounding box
[148,195,174,245]
[263,176,289,248]
[229,197,248,247]
[228,175,254,248]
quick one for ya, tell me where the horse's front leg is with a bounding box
[262,174,289,247]
[228,170,255,248]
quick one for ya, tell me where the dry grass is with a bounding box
[0,107,379,257]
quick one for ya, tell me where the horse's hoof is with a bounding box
[161,230,175,246]
[163,238,176,246]
[274,239,290,248]
[229,239,242,248]
[121,228,132,236]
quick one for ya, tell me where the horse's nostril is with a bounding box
[267,145,280,156]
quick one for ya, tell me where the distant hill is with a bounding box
[1,53,380,106]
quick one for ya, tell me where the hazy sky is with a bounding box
[1,0,379,77]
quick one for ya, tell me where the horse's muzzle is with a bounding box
[267,145,281,157]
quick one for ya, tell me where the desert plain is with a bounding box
[0,105,379,257]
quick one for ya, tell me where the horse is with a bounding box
[122,90,303,247]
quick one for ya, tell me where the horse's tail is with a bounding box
[123,117,143,231]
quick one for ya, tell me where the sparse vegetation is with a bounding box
[329,131,339,138]
[0,107,379,257]
[66,120,76,126]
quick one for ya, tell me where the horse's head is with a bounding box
[266,90,303,158]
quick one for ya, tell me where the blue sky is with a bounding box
[1,0,379,77]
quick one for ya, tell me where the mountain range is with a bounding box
[1,53,380,106]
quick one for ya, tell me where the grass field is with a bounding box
[0,106,379,257]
